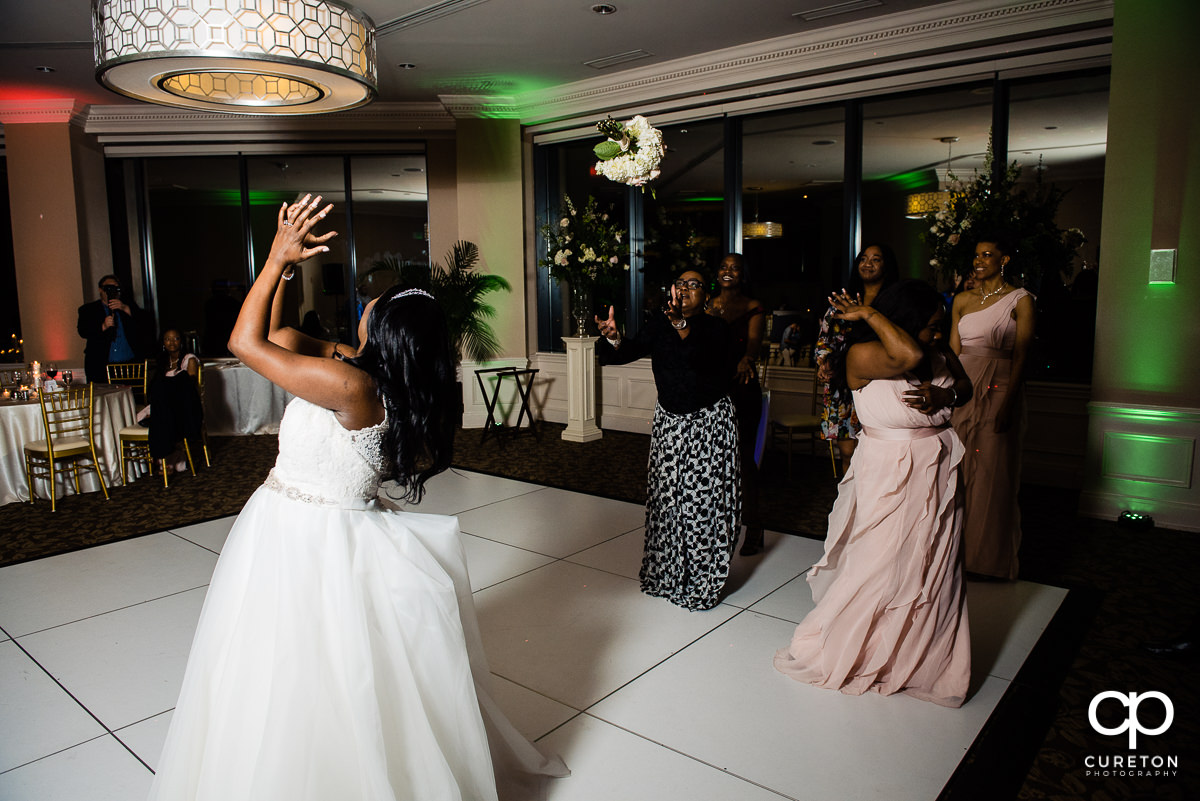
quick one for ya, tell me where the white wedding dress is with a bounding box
[149,397,567,801]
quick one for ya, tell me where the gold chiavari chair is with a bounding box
[107,360,150,405]
[23,384,110,512]
[766,371,839,479]
[109,360,155,485]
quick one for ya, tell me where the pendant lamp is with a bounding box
[92,0,377,115]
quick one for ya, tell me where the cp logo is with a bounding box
[1088,691,1173,748]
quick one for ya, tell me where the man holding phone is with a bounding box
[77,274,152,383]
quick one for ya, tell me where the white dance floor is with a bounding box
[0,469,1066,800]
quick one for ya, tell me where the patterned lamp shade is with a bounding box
[905,190,951,219]
[742,221,784,239]
[92,0,377,114]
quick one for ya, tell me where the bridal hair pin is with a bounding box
[389,288,434,303]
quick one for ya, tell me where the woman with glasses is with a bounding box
[595,270,740,611]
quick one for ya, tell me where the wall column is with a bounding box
[1,101,101,367]
[449,109,526,359]
[1080,0,1200,531]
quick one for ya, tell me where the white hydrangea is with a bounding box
[595,115,665,188]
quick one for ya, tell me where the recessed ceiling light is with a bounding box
[398,63,417,69]
[34,66,55,73]
[813,140,836,146]
[1044,125,1058,130]
[592,4,618,14]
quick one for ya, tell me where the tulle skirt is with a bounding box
[148,485,566,801]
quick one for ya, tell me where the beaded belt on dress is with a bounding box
[860,423,949,441]
[263,469,374,510]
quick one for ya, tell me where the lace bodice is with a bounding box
[269,397,388,504]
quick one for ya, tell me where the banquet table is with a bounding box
[0,384,138,506]
[202,361,293,436]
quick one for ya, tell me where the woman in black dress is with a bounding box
[148,328,204,472]
[708,253,767,555]
[595,269,740,611]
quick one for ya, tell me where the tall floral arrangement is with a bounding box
[539,195,629,291]
[539,195,629,335]
[593,115,665,192]
[922,134,1085,290]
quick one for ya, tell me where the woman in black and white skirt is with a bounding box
[595,270,741,610]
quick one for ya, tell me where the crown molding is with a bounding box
[515,0,1113,126]
[81,101,456,138]
[0,99,88,126]
[438,94,519,120]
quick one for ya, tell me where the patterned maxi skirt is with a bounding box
[642,396,741,611]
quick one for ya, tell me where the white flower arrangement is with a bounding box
[593,115,665,191]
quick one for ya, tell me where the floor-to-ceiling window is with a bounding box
[1007,70,1109,382]
[133,150,427,356]
[741,104,846,351]
[144,157,245,356]
[534,68,1107,382]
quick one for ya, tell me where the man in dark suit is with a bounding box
[77,274,153,383]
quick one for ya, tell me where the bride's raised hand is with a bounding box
[269,194,336,267]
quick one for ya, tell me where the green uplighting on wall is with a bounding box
[883,170,933,192]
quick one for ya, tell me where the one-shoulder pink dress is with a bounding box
[952,288,1031,579]
[774,358,971,707]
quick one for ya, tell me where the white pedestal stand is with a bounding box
[561,336,603,442]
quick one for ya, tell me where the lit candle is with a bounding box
[1,389,9,400]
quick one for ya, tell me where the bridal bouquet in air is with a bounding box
[593,115,664,191]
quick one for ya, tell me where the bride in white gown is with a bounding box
[148,194,567,801]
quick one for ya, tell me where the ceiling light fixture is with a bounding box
[592,4,618,14]
[743,189,783,239]
[92,0,378,115]
[905,137,958,219]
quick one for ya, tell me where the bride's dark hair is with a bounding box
[349,287,456,503]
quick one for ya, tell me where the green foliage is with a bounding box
[593,140,623,160]
[427,241,511,363]
[538,195,629,292]
[921,133,1086,290]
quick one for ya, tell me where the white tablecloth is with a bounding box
[0,384,137,505]
[202,362,293,436]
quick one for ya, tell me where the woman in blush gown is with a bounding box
[148,194,567,801]
[950,235,1035,580]
[775,280,974,708]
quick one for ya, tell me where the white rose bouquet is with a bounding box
[593,115,665,192]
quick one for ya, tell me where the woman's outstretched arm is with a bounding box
[228,195,380,429]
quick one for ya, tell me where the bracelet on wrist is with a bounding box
[281,269,296,281]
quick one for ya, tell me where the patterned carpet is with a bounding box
[0,423,1194,799]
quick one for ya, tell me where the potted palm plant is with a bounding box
[370,241,511,425]
[366,240,511,364]
[428,240,512,364]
